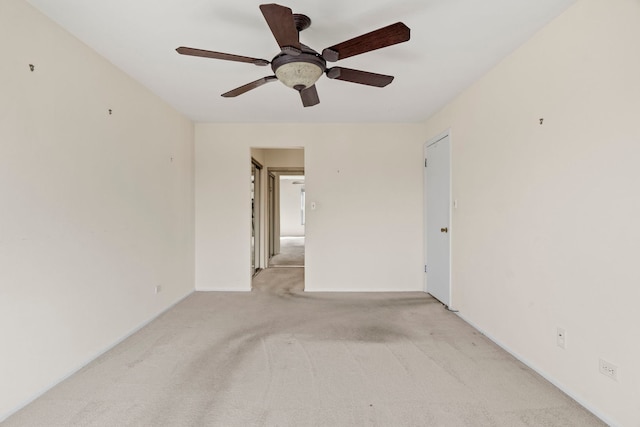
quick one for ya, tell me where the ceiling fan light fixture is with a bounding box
[274,61,324,90]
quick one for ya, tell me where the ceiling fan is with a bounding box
[176,3,410,107]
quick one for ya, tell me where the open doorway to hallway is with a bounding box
[270,175,305,267]
[250,148,305,291]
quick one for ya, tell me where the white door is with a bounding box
[424,134,451,306]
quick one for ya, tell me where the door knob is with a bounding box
[440,227,448,233]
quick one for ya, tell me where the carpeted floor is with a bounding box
[253,267,304,294]
[269,236,304,267]
[4,272,605,426]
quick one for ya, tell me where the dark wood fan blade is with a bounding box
[222,76,278,97]
[259,4,301,53]
[326,67,394,87]
[176,47,270,66]
[299,85,320,107]
[322,22,410,62]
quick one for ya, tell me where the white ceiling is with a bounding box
[27,0,576,123]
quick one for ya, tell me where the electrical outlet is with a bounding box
[154,285,162,294]
[556,328,565,349]
[599,359,618,381]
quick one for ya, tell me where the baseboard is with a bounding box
[455,312,617,427]
[1,290,195,423]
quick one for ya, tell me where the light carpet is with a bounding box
[269,236,304,267]
[5,273,604,426]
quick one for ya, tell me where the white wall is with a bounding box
[423,0,640,424]
[0,0,195,420]
[279,177,305,237]
[196,124,425,292]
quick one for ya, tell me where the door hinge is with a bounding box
[424,265,427,273]
[424,158,428,167]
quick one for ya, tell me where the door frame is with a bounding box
[251,158,263,275]
[268,172,277,258]
[424,130,454,309]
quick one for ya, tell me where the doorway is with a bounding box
[250,148,305,292]
[270,174,305,267]
[424,132,452,307]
